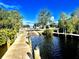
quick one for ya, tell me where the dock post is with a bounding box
[34,46,41,59]
[65,33,67,43]
[7,38,10,49]
[71,35,73,44]
[57,28,59,33]
[57,28,59,36]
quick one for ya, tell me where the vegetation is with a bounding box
[58,12,67,32]
[37,9,53,28]
[50,23,54,27]
[58,8,79,34]
[35,8,79,39]
[36,8,79,36]
[0,8,22,46]
[23,25,30,28]
[42,28,53,39]
[66,21,74,33]
[1,7,79,45]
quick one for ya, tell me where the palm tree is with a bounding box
[58,12,67,33]
[38,9,52,28]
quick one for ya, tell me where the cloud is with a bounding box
[22,19,35,26]
[0,2,20,9]
[50,16,54,21]
[54,20,58,24]
[51,16,58,24]
[23,20,34,24]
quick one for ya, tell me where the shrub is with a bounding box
[42,28,53,39]
[0,29,17,46]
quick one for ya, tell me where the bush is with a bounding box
[42,28,53,39]
[0,29,17,46]
[0,29,6,46]
[0,35,6,46]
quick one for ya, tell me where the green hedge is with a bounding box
[0,29,17,46]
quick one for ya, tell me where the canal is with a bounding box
[31,35,79,59]
[0,35,79,59]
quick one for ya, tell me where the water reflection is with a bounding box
[60,36,79,59]
[52,37,62,59]
[1,36,79,59]
[31,36,62,59]
[40,37,53,59]
[31,36,79,59]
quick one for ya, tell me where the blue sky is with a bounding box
[0,0,79,25]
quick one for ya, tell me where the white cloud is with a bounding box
[23,20,34,24]
[54,20,58,24]
[50,16,54,21]
[22,19,35,26]
[0,2,20,9]
[51,16,58,24]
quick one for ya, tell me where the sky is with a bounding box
[0,0,79,25]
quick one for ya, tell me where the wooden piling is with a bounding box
[34,47,41,59]
[7,39,10,49]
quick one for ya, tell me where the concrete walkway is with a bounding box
[2,32,32,59]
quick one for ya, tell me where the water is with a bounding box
[0,36,79,59]
[31,36,79,59]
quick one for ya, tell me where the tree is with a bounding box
[71,8,79,18]
[23,25,30,28]
[66,20,75,33]
[50,23,54,27]
[75,19,79,34]
[71,8,79,33]
[58,12,67,32]
[0,8,23,46]
[7,10,22,31]
[37,9,52,28]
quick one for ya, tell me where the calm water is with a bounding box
[31,36,79,59]
[0,36,79,59]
